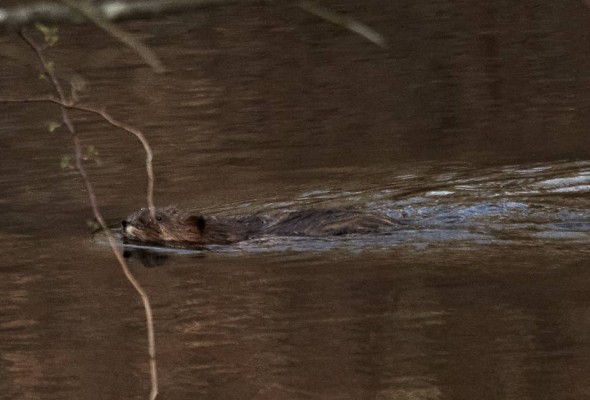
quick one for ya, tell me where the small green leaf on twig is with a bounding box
[45,61,55,74]
[86,219,101,232]
[60,155,73,170]
[84,145,103,167]
[47,121,61,132]
[38,73,48,81]
[70,75,87,102]
[34,23,59,46]
[86,145,98,157]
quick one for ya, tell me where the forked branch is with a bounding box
[1,30,160,400]
[0,96,157,216]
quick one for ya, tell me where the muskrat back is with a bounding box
[262,209,394,236]
[121,206,395,248]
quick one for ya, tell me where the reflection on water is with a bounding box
[2,0,590,399]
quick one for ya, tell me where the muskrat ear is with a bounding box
[186,215,207,233]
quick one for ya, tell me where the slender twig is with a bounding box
[60,0,165,72]
[297,0,387,48]
[73,103,157,215]
[0,95,156,216]
[72,134,159,400]
[0,0,251,27]
[14,31,159,400]
[2,0,387,50]
[18,30,76,132]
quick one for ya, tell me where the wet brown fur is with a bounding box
[122,206,395,247]
[122,206,250,246]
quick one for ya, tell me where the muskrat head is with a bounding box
[121,206,208,245]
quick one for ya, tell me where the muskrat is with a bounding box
[121,206,395,248]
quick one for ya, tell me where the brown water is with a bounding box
[2,1,590,399]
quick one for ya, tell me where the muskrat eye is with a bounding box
[156,216,162,221]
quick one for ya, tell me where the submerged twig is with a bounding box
[12,30,159,400]
[297,0,387,48]
[60,0,165,72]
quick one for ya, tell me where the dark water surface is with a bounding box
[2,1,590,399]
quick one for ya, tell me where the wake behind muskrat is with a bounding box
[121,206,396,248]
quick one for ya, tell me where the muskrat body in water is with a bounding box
[122,206,395,248]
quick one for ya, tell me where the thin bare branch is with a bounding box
[297,0,387,48]
[2,0,387,51]
[10,32,159,399]
[60,0,165,73]
[0,0,254,27]
[0,95,156,216]
[72,133,159,400]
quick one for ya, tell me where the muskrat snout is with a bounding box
[121,220,128,229]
